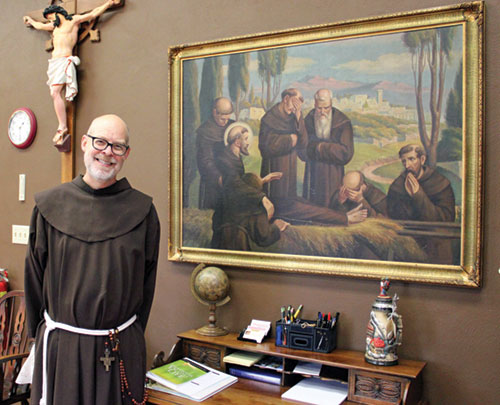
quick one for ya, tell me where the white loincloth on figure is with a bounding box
[46,56,81,101]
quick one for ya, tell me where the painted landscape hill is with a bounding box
[288,74,420,108]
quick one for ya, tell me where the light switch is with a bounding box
[19,174,26,201]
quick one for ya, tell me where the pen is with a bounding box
[280,306,286,322]
[294,305,303,320]
[317,334,324,350]
[331,312,339,329]
[317,312,322,327]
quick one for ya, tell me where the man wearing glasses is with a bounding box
[24,114,160,404]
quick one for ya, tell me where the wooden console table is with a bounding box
[147,330,426,405]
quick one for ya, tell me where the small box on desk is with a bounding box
[275,318,337,353]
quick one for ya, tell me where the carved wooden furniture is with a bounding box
[147,330,426,404]
[0,291,33,405]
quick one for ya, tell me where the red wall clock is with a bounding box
[8,107,37,149]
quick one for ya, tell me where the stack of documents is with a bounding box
[146,357,237,402]
[281,377,348,405]
[223,351,264,367]
[293,361,322,376]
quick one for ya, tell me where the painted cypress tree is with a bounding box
[437,60,463,162]
[199,57,223,124]
[182,60,200,207]
[228,53,250,120]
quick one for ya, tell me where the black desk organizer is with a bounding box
[275,318,338,353]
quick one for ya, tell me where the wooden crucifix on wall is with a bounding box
[24,0,124,182]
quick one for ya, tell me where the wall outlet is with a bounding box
[12,225,29,245]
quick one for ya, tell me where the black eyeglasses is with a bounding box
[85,134,129,156]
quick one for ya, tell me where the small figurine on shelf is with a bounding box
[365,278,403,366]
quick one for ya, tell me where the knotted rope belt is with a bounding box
[40,311,137,405]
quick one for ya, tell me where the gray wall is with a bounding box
[0,1,498,403]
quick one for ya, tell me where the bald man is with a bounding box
[303,89,354,206]
[330,170,387,217]
[24,115,160,405]
[196,97,235,209]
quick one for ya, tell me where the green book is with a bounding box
[148,358,207,385]
[146,357,238,401]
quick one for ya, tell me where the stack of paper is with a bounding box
[242,319,271,343]
[146,357,237,402]
[281,378,348,405]
[223,351,264,367]
[293,361,322,376]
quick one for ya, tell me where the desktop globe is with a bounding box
[190,264,231,336]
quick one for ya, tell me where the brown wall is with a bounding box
[1,1,498,403]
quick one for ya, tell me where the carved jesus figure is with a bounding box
[24,0,120,150]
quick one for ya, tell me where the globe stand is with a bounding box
[190,264,231,337]
[196,303,228,337]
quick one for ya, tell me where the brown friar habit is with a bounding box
[259,103,307,200]
[215,146,347,230]
[303,107,354,206]
[218,178,281,251]
[212,147,266,248]
[196,117,235,209]
[387,167,456,264]
[25,176,160,405]
[330,183,388,218]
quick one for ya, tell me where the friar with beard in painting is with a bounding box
[211,123,286,248]
[387,144,456,264]
[303,88,354,207]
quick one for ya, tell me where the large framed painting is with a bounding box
[168,2,484,287]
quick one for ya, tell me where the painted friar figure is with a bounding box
[23,0,121,151]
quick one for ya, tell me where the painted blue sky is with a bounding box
[191,24,464,108]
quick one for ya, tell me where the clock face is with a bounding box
[8,108,36,149]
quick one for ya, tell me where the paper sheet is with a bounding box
[281,377,348,405]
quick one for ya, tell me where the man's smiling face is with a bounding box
[81,115,130,188]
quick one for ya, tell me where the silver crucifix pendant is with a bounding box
[100,346,115,372]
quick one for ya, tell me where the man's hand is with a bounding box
[23,16,34,26]
[346,204,367,225]
[291,97,303,120]
[262,196,275,220]
[274,219,290,232]
[290,134,298,147]
[338,185,349,204]
[262,172,283,184]
[405,173,420,196]
[347,184,367,204]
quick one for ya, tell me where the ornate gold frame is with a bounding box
[168,2,484,287]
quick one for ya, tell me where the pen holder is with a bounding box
[275,318,338,353]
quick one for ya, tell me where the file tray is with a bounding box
[275,318,337,353]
